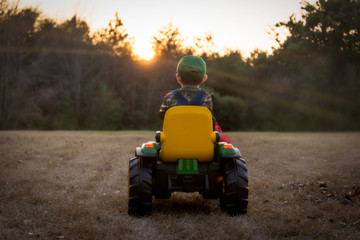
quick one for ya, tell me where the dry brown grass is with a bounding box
[0,131,359,239]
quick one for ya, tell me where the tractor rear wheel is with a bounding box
[220,158,248,215]
[128,157,153,216]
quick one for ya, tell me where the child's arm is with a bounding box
[203,92,213,112]
[159,91,176,120]
[159,106,166,120]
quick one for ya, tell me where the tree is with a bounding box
[0,0,40,128]
[192,33,217,59]
[151,22,185,59]
[274,0,360,58]
[146,23,187,127]
[264,0,360,130]
[212,93,245,131]
[1,0,358,131]
[93,12,132,56]
[24,15,102,129]
[302,0,359,53]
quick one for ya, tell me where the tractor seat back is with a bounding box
[159,106,218,163]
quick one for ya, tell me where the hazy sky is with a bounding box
[17,0,317,59]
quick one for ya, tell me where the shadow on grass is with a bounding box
[152,193,219,215]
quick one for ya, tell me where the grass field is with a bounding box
[0,131,359,239]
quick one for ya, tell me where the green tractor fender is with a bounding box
[135,141,158,158]
[218,143,241,159]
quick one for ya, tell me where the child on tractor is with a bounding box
[128,56,248,216]
[159,55,230,143]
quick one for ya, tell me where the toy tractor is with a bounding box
[128,106,248,215]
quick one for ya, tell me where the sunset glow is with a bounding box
[133,45,155,61]
[18,0,318,57]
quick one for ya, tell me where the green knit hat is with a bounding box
[177,55,206,81]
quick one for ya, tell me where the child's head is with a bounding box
[176,55,207,86]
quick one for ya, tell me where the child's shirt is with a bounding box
[159,86,213,120]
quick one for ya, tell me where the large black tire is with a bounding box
[220,158,248,215]
[128,157,153,216]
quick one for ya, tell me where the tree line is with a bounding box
[1,0,359,131]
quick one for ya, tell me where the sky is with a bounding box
[17,0,317,59]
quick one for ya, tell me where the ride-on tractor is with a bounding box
[128,106,248,215]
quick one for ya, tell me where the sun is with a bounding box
[133,46,155,61]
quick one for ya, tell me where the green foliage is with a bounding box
[0,1,41,129]
[212,93,245,131]
[0,0,359,131]
[83,83,123,130]
[151,22,186,59]
[265,0,360,131]
[93,12,132,56]
[301,0,360,53]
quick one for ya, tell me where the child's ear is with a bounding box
[201,74,208,84]
[176,74,182,84]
